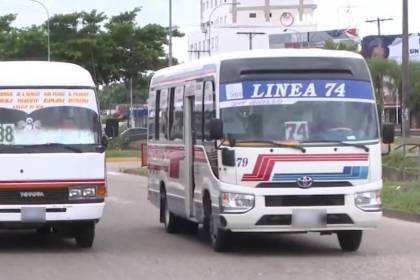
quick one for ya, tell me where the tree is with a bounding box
[408,62,420,116]
[367,58,401,121]
[323,40,359,52]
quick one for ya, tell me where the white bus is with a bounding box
[0,61,106,248]
[146,49,394,252]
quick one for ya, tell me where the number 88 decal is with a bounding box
[0,124,15,144]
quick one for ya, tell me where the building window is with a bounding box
[249,13,257,18]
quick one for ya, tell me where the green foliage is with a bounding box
[383,182,420,215]
[105,148,140,158]
[408,63,420,113]
[367,58,401,102]
[0,8,183,107]
[323,40,359,52]
[383,151,418,169]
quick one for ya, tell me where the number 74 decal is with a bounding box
[285,121,308,141]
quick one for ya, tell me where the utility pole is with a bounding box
[237,32,266,50]
[402,0,410,141]
[366,17,393,37]
[129,77,134,128]
[168,0,173,66]
[29,0,50,61]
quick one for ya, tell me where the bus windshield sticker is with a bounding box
[220,80,374,108]
[0,123,15,145]
[225,83,243,100]
[0,89,98,114]
[285,122,308,141]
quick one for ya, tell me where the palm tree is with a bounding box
[366,58,401,123]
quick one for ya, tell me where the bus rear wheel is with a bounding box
[161,189,182,233]
[337,230,363,252]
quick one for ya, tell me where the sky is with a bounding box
[1,0,420,62]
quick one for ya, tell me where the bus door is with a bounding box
[183,82,196,218]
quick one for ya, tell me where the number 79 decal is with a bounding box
[285,121,308,141]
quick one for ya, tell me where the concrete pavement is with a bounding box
[0,168,419,280]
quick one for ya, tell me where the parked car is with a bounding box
[120,127,148,145]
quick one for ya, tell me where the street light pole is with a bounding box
[206,1,240,56]
[29,0,50,61]
[168,0,173,66]
[402,0,410,141]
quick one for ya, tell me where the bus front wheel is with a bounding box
[337,230,363,252]
[203,196,230,252]
[74,222,95,248]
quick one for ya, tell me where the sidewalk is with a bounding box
[106,158,141,173]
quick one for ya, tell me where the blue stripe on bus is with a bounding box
[272,166,369,182]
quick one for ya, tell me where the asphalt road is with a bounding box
[1,165,420,280]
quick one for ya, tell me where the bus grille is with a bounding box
[256,214,353,226]
[265,195,345,207]
[0,189,68,205]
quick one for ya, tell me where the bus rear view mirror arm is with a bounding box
[209,119,224,140]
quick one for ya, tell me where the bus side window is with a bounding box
[170,86,184,141]
[194,82,204,141]
[147,91,156,140]
[155,90,160,140]
[203,80,216,140]
[159,89,169,140]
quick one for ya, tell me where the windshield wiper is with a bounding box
[307,141,370,152]
[45,143,84,153]
[233,140,306,153]
[12,143,84,153]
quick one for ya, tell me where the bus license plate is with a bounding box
[21,207,46,223]
[292,209,326,228]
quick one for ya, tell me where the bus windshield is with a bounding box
[221,101,378,143]
[220,80,379,143]
[0,88,100,147]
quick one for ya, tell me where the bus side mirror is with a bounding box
[209,119,224,140]
[382,123,395,144]
[105,118,119,138]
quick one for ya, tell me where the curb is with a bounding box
[383,209,420,223]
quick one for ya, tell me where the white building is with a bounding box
[188,0,318,60]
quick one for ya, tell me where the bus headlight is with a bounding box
[69,186,98,200]
[221,192,255,213]
[355,190,382,211]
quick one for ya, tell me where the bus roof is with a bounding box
[151,49,365,87]
[0,61,95,87]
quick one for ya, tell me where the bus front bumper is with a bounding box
[218,183,383,233]
[221,205,382,233]
[0,202,104,223]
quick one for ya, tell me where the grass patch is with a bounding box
[122,167,148,177]
[106,149,140,158]
[382,151,418,169]
[383,182,420,215]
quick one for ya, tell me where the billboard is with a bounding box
[361,33,420,62]
[269,28,359,49]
